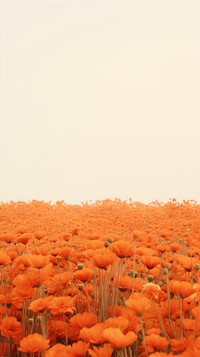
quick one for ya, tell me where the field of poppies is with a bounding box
[0,199,200,356]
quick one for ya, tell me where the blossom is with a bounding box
[103,327,138,348]
[111,240,133,258]
[88,344,113,357]
[0,251,11,265]
[125,294,152,316]
[18,333,50,353]
[45,343,70,357]
[0,317,22,339]
[49,296,75,315]
[79,324,106,344]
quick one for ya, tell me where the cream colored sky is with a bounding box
[0,0,200,204]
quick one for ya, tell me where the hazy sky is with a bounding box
[0,0,200,204]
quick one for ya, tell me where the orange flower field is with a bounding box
[0,199,200,357]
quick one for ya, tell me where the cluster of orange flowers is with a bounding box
[0,198,200,357]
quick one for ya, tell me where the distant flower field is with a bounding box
[0,199,200,356]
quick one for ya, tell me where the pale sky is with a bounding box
[0,0,200,204]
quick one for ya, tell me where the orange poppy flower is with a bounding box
[83,240,104,250]
[74,268,94,282]
[79,323,106,344]
[45,343,70,357]
[0,251,11,265]
[160,297,189,320]
[170,243,181,252]
[103,327,137,348]
[58,246,74,259]
[145,334,169,353]
[13,274,28,287]
[192,306,200,320]
[92,251,117,269]
[170,336,195,353]
[67,312,98,341]
[0,316,22,339]
[125,294,152,316]
[183,319,200,334]
[49,296,75,315]
[141,256,161,269]
[1,233,15,243]
[17,232,32,244]
[117,276,142,291]
[88,343,113,357]
[69,312,98,329]
[15,224,27,234]
[142,283,162,301]
[11,285,36,308]
[15,254,32,267]
[29,254,50,269]
[48,319,68,340]
[29,296,54,313]
[156,244,168,253]
[46,271,72,294]
[111,240,133,258]
[34,231,47,239]
[104,316,129,331]
[7,250,18,261]
[169,281,194,298]
[66,341,89,356]
[18,333,50,353]
[175,255,194,272]
[115,275,132,291]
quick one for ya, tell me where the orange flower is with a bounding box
[29,254,50,269]
[1,233,15,243]
[169,281,194,298]
[156,244,168,253]
[11,285,36,308]
[79,323,106,344]
[48,319,68,340]
[15,224,27,234]
[18,333,50,353]
[111,240,133,258]
[104,316,129,331]
[141,256,161,269]
[68,312,98,341]
[49,296,75,315]
[170,243,181,252]
[0,251,11,265]
[88,344,113,357]
[192,306,200,320]
[66,341,89,356]
[17,233,32,244]
[160,297,188,320]
[170,336,195,353]
[125,294,152,316]
[69,312,98,329]
[175,255,194,272]
[92,251,117,269]
[103,327,137,348]
[142,283,162,301]
[117,275,142,291]
[35,231,47,239]
[58,246,74,259]
[0,316,22,339]
[29,296,54,313]
[182,319,200,334]
[145,334,169,353]
[74,268,94,282]
[45,343,70,357]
